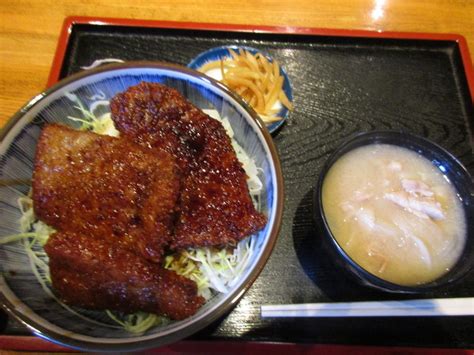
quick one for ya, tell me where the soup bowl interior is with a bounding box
[0,63,283,351]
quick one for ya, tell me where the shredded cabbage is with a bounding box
[1,93,264,334]
[65,92,119,137]
[105,311,168,333]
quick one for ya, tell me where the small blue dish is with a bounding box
[188,45,293,134]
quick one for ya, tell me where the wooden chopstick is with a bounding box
[261,298,474,318]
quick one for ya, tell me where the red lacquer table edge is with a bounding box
[1,335,473,354]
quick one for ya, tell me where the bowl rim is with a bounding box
[0,61,284,351]
[315,130,473,293]
[186,44,293,134]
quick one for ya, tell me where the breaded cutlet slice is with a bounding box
[33,124,180,263]
[110,82,267,250]
[45,231,204,320]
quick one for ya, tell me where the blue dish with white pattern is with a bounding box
[188,45,293,134]
[0,62,283,351]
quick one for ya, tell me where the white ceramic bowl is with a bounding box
[0,62,283,351]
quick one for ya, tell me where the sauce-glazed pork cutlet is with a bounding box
[45,232,205,320]
[110,82,267,250]
[33,124,180,263]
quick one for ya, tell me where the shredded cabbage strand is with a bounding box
[105,311,168,334]
[65,92,119,137]
[166,237,255,298]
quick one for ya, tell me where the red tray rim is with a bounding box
[8,15,472,352]
[1,335,473,353]
[47,16,474,104]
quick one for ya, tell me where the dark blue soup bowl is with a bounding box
[315,131,474,293]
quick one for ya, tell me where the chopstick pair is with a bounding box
[261,298,474,318]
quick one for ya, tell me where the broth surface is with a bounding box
[322,144,466,286]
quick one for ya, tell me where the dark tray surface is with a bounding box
[4,22,474,348]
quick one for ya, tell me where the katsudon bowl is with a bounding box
[0,62,283,351]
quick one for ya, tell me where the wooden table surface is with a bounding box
[0,2,474,353]
[1,0,473,129]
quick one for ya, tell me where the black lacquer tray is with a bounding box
[2,17,474,349]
